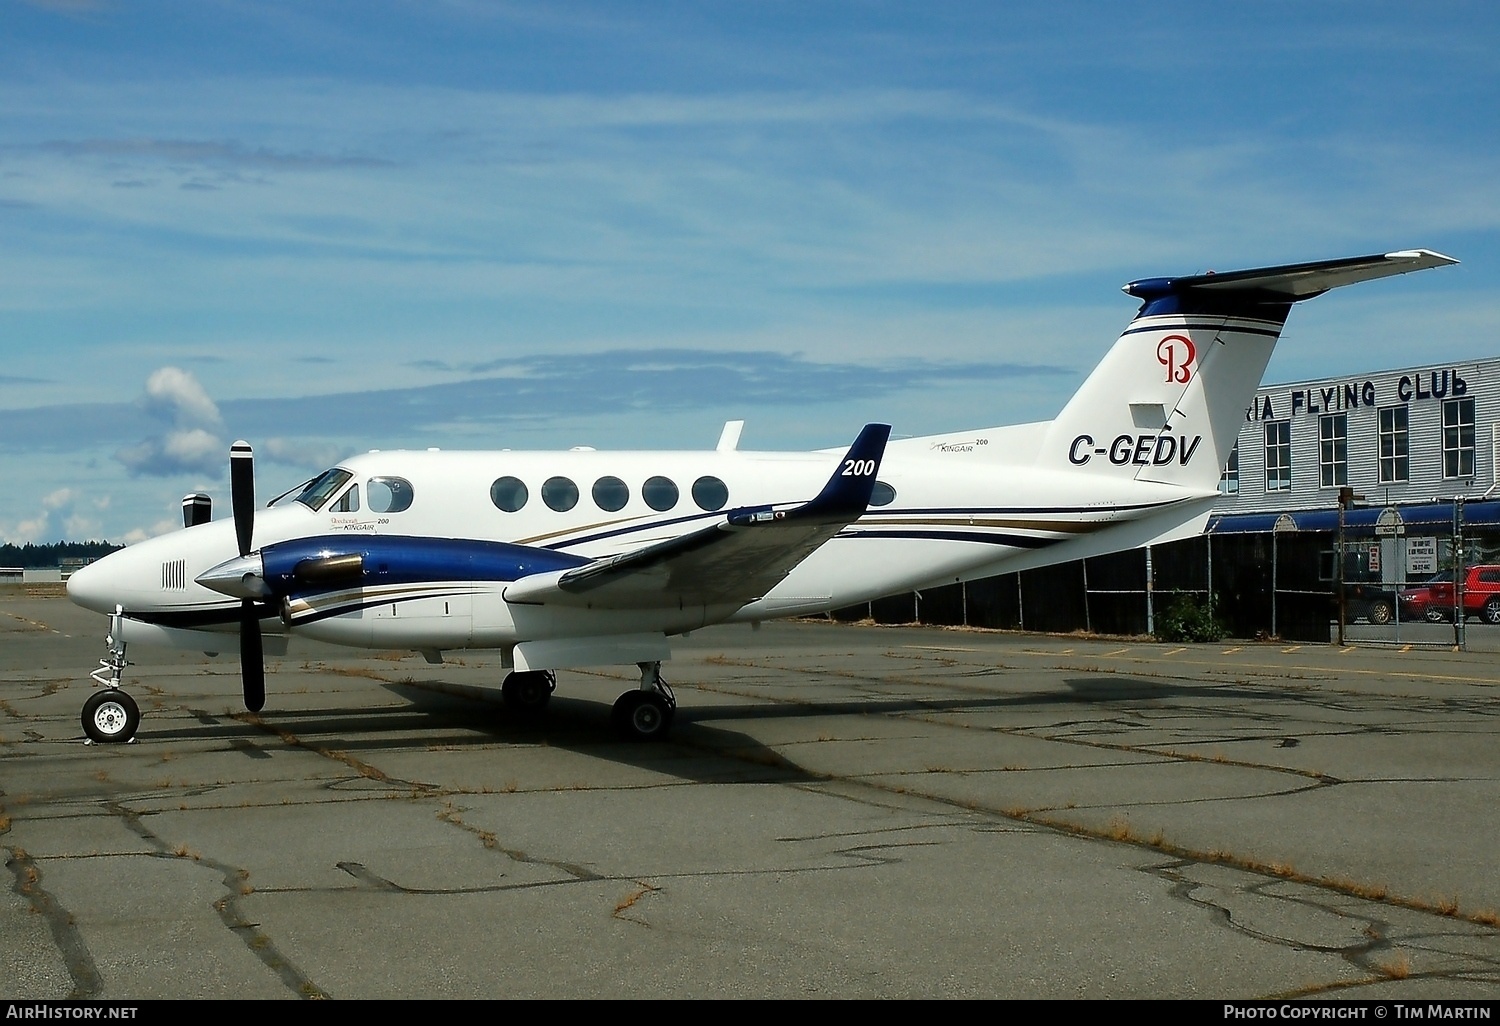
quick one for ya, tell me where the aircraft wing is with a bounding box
[503,423,891,610]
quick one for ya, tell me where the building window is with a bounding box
[1378,406,1409,484]
[1442,397,1475,479]
[1218,443,1239,495]
[1264,422,1291,492]
[1319,413,1348,487]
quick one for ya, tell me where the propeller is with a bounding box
[182,492,212,529]
[229,440,265,713]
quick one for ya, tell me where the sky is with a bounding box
[2,1,1498,544]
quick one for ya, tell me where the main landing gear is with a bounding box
[501,669,556,714]
[82,608,141,744]
[610,661,675,742]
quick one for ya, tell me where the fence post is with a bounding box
[1206,535,1213,619]
[1145,545,1155,637]
[1081,558,1093,634]
[1455,497,1466,651]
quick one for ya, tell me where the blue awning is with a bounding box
[1207,499,1500,536]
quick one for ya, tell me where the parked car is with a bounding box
[1345,583,1396,624]
[1397,566,1500,623]
[1324,548,1396,624]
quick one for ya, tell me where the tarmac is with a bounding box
[3,584,1499,1000]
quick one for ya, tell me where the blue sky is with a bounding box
[2,1,1497,543]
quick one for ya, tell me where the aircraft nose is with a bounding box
[66,556,118,614]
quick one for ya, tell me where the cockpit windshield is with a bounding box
[295,468,354,512]
[268,478,314,507]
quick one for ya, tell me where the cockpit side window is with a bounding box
[367,477,414,514]
[333,484,360,513]
[296,469,354,512]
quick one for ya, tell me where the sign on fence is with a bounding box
[1408,537,1437,576]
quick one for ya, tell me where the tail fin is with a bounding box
[1040,250,1457,490]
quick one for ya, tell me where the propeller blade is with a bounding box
[230,440,255,558]
[182,492,212,529]
[240,599,265,712]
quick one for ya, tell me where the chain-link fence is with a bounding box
[830,499,1500,649]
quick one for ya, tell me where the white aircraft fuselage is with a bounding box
[69,437,1206,650]
[64,249,1458,742]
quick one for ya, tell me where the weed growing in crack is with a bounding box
[1375,951,1411,979]
[613,884,657,916]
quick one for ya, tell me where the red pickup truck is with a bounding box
[1397,566,1500,623]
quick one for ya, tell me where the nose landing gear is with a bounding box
[82,607,140,744]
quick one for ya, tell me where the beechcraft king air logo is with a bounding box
[1157,335,1196,383]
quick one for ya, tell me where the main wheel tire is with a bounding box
[611,692,673,742]
[1484,598,1500,625]
[501,671,553,713]
[82,689,140,744]
[1366,599,1393,625]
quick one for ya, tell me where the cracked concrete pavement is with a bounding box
[3,586,1499,999]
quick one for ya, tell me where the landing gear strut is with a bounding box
[611,661,676,742]
[82,608,140,744]
[501,669,555,713]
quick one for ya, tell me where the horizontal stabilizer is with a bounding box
[1125,249,1457,303]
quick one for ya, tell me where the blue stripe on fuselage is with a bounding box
[262,535,589,598]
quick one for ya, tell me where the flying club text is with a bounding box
[1245,369,1470,422]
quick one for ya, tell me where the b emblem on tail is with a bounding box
[1157,335,1196,383]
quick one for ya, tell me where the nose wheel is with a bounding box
[82,689,140,744]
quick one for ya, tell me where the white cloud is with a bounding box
[42,487,79,510]
[0,486,108,543]
[143,366,223,429]
[115,368,228,477]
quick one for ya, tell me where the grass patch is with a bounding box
[1374,951,1411,980]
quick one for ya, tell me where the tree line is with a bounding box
[0,541,124,568]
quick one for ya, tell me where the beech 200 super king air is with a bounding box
[66,249,1457,744]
